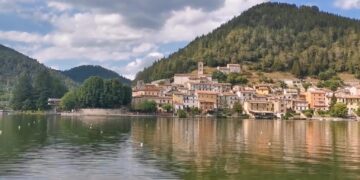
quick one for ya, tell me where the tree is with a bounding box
[162,104,173,113]
[177,109,187,118]
[10,73,34,110]
[212,71,227,82]
[33,70,52,110]
[279,81,288,89]
[330,103,348,118]
[60,90,78,111]
[232,102,243,115]
[302,82,311,91]
[60,77,132,110]
[356,107,360,116]
[80,76,104,108]
[135,100,157,113]
[291,60,302,77]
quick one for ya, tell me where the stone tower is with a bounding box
[198,62,204,76]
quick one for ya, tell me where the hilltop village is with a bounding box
[132,62,360,119]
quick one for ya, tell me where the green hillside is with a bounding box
[135,2,360,82]
[62,65,131,85]
[0,44,76,108]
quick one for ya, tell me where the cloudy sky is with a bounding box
[0,0,359,79]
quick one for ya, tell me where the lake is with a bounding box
[0,115,359,179]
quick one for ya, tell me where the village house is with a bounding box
[217,92,239,109]
[187,82,232,93]
[244,100,275,118]
[195,91,218,112]
[306,88,328,111]
[292,99,309,112]
[132,95,173,112]
[325,91,360,115]
[132,84,162,97]
[234,87,256,104]
[268,97,287,118]
[254,84,271,95]
[283,79,302,88]
[217,64,241,74]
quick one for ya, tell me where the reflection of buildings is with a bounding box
[131,118,360,174]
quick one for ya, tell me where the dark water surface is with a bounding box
[0,115,359,179]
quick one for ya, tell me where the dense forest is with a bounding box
[62,65,131,85]
[11,70,68,111]
[61,77,132,110]
[135,2,360,82]
[0,44,76,108]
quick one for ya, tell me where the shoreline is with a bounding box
[3,109,359,121]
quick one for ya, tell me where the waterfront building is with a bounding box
[243,100,275,118]
[292,99,309,112]
[195,91,218,112]
[306,88,328,111]
[132,95,172,112]
[327,93,360,115]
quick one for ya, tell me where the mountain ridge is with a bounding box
[62,65,131,85]
[135,2,360,82]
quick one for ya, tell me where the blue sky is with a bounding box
[0,0,359,79]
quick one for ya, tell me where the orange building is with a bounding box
[306,89,327,110]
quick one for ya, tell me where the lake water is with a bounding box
[0,115,359,179]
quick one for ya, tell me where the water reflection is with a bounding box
[0,115,359,179]
[131,118,360,179]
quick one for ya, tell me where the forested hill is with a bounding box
[135,2,360,82]
[62,65,131,85]
[0,44,75,88]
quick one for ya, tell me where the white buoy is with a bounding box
[260,131,263,135]
[268,142,272,146]
[28,123,30,126]
[18,126,21,130]
[0,130,2,135]
[100,130,103,134]
[140,142,143,147]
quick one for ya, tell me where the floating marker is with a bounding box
[18,126,21,130]
[268,142,272,146]
[140,143,143,147]
[0,130,2,135]
[100,130,103,134]
[260,131,263,135]
[28,123,30,126]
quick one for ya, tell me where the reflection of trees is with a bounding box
[0,115,132,176]
[131,118,360,179]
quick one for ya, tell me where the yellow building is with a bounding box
[195,91,218,112]
[254,84,271,95]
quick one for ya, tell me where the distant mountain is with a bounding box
[62,65,131,85]
[135,2,360,82]
[0,44,76,88]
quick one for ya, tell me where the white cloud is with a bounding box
[158,0,268,43]
[335,0,360,9]
[0,0,268,80]
[0,31,44,43]
[47,1,72,11]
[115,52,164,79]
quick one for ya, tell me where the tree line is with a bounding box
[61,77,132,110]
[11,70,68,111]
